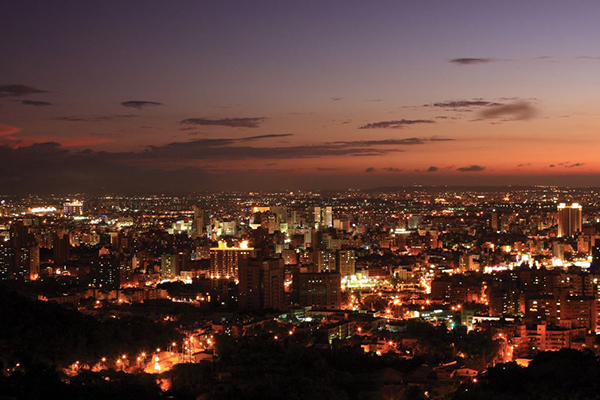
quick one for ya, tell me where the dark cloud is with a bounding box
[137,134,400,160]
[429,138,455,142]
[565,163,585,168]
[478,101,537,121]
[121,100,163,109]
[336,137,452,146]
[0,131,454,193]
[449,58,497,65]
[425,100,502,108]
[427,166,439,172]
[56,115,138,122]
[331,97,342,101]
[180,117,266,128]
[0,84,48,97]
[516,163,531,168]
[457,165,485,172]
[384,167,402,172]
[358,119,435,129]
[365,167,376,173]
[549,164,555,168]
[20,100,52,107]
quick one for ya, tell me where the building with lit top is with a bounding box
[63,200,84,216]
[209,241,256,279]
[557,203,582,237]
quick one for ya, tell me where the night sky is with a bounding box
[2,1,600,193]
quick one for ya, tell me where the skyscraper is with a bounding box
[238,258,285,311]
[557,203,582,237]
[209,241,256,279]
[53,233,70,265]
[293,271,341,309]
[336,249,356,276]
[192,205,210,237]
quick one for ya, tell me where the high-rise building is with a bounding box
[323,206,333,228]
[293,271,341,309]
[91,256,119,288]
[9,222,39,281]
[53,233,70,265]
[192,205,210,237]
[313,250,336,272]
[160,253,187,279]
[238,258,285,311]
[63,201,84,216]
[557,203,582,237]
[336,249,356,276]
[209,241,256,279]
[491,211,499,232]
[0,243,13,280]
[313,206,322,226]
[313,206,333,228]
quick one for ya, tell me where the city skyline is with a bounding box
[3,1,600,193]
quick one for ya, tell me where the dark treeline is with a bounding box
[452,349,600,400]
[0,291,181,368]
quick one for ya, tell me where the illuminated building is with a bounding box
[91,256,119,288]
[281,249,298,265]
[293,271,341,309]
[9,222,39,281]
[557,203,582,237]
[0,243,12,280]
[491,210,499,232]
[63,200,84,216]
[192,205,210,237]
[238,258,285,311]
[313,249,336,272]
[336,249,356,276]
[160,253,186,279]
[323,206,333,228]
[209,241,256,279]
[313,206,321,226]
[313,206,333,228]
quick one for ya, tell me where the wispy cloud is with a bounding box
[358,119,435,129]
[449,58,497,65]
[180,117,266,128]
[565,162,585,168]
[457,165,485,172]
[478,101,538,121]
[20,100,52,107]
[336,137,453,146]
[121,100,163,109]
[56,115,138,122]
[0,84,48,97]
[425,100,502,108]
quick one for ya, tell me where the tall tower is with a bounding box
[192,205,210,237]
[557,203,582,237]
[238,258,285,311]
